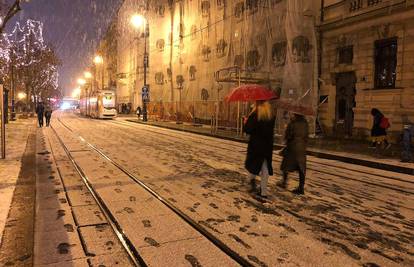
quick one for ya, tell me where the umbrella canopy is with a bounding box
[225,84,278,102]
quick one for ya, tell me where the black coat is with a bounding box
[243,112,276,175]
[280,116,308,174]
[371,113,386,137]
[45,108,52,118]
[36,104,44,116]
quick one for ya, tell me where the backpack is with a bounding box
[380,117,390,129]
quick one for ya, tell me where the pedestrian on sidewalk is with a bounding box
[243,100,276,198]
[44,104,53,127]
[35,102,45,127]
[401,124,413,162]
[136,106,142,120]
[369,108,391,149]
[278,112,309,195]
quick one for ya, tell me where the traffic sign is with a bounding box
[142,86,150,102]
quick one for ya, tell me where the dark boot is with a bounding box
[293,171,305,195]
[292,187,304,195]
[276,172,288,189]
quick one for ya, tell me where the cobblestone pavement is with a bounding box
[52,112,413,267]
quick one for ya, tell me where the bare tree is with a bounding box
[0,0,21,34]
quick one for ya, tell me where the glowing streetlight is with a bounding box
[84,71,92,79]
[77,78,86,85]
[17,92,26,100]
[93,55,103,65]
[72,87,81,98]
[131,14,145,29]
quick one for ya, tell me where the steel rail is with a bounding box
[56,117,253,267]
[50,124,146,267]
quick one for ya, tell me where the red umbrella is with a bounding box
[225,84,278,102]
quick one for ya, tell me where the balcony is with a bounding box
[322,0,411,26]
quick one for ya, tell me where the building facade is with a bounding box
[114,0,320,128]
[319,0,414,140]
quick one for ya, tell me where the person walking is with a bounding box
[136,106,142,120]
[44,104,53,127]
[278,112,309,195]
[369,108,391,149]
[243,101,276,198]
[401,124,413,162]
[35,102,45,127]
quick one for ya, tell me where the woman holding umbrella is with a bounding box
[243,101,276,198]
[226,84,278,198]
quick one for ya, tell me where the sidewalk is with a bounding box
[0,119,35,245]
[0,119,36,266]
[122,116,414,175]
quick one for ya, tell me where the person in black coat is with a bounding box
[35,102,45,127]
[278,112,308,195]
[243,100,276,198]
[370,108,390,149]
[44,104,53,127]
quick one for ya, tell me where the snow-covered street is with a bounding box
[49,111,414,267]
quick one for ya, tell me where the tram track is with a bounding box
[54,117,252,266]
[105,119,414,195]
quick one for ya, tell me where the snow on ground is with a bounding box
[54,112,414,267]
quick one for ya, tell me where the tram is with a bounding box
[80,90,117,119]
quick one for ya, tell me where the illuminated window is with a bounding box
[374,37,397,89]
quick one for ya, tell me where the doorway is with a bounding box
[335,72,356,137]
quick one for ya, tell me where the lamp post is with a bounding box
[94,55,104,90]
[131,14,149,122]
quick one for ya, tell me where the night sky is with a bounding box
[7,0,123,95]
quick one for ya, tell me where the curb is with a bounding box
[126,119,414,175]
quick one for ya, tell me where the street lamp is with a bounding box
[131,13,149,122]
[17,92,26,100]
[94,55,104,90]
[84,71,93,79]
[77,78,86,86]
[72,87,81,99]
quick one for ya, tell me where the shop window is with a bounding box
[338,46,353,65]
[374,37,397,89]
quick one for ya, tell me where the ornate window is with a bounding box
[272,41,287,67]
[234,55,244,67]
[246,0,258,14]
[189,65,197,81]
[156,39,165,51]
[246,49,260,71]
[202,45,211,61]
[217,0,225,9]
[349,0,363,12]
[176,75,184,89]
[155,5,165,16]
[201,88,209,101]
[234,2,245,20]
[201,1,210,17]
[216,39,227,58]
[155,72,164,85]
[337,46,353,65]
[374,37,397,89]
